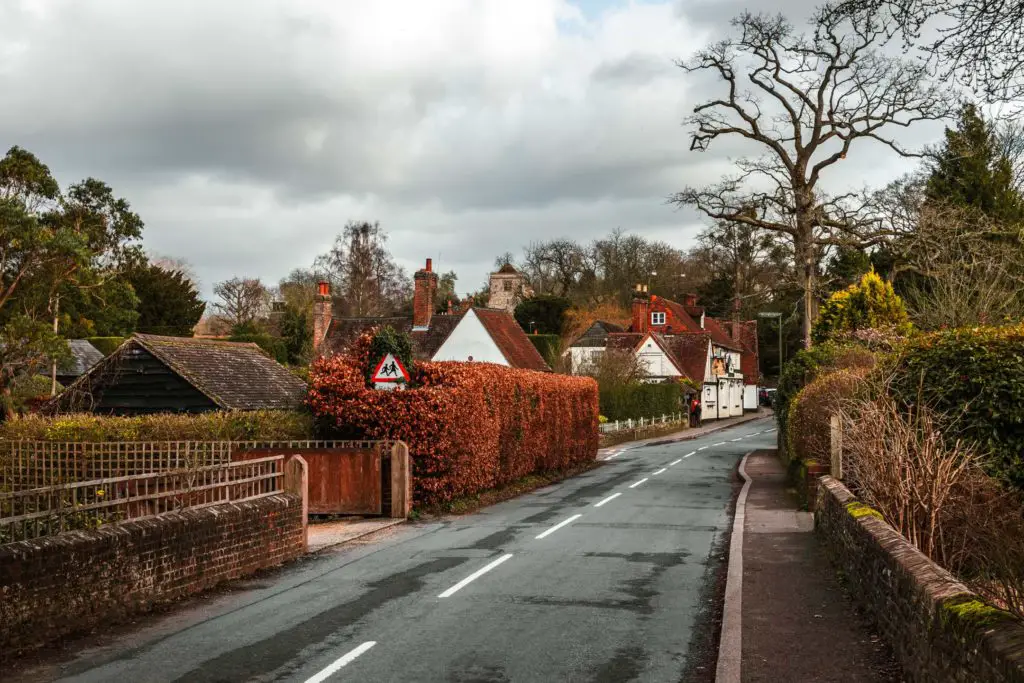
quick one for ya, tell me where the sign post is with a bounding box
[371,353,411,391]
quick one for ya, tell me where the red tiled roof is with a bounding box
[702,316,743,352]
[606,333,646,352]
[657,297,702,333]
[727,320,760,383]
[661,332,711,384]
[322,314,463,360]
[473,308,551,372]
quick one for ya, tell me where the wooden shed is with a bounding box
[43,334,308,415]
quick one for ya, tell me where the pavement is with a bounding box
[307,519,407,554]
[733,451,903,683]
[9,416,778,683]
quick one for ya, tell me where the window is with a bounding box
[503,280,514,292]
[651,311,666,325]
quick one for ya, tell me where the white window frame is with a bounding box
[651,311,666,326]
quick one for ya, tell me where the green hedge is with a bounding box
[599,383,682,421]
[776,342,876,432]
[85,337,127,356]
[528,334,561,368]
[0,410,314,442]
[888,325,1024,490]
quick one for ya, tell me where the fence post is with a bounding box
[284,456,309,552]
[830,415,843,480]
[389,441,412,519]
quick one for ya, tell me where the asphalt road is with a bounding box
[18,417,777,683]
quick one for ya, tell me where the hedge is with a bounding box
[0,410,314,442]
[599,383,683,421]
[888,324,1024,490]
[85,337,127,356]
[229,333,289,365]
[787,369,870,464]
[308,329,599,507]
[776,342,876,432]
[528,334,561,368]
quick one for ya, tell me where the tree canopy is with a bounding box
[812,271,911,343]
[129,262,206,337]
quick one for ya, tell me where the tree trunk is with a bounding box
[794,229,816,349]
[1,384,14,422]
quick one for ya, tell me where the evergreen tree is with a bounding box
[925,103,1024,225]
[812,271,911,344]
[128,263,205,336]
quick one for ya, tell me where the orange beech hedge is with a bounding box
[307,331,600,507]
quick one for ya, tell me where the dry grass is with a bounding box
[839,391,1024,619]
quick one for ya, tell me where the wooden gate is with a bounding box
[232,441,408,516]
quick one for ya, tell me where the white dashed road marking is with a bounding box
[629,478,649,489]
[669,459,682,466]
[304,642,377,683]
[536,515,583,540]
[594,493,621,508]
[653,468,667,475]
[439,554,514,598]
[684,451,696,458]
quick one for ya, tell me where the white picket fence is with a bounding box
[599,412,686,434]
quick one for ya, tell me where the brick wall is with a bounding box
[0,494,304,658]
[816,476,1024,682]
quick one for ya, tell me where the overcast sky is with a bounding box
[1,0,945,301]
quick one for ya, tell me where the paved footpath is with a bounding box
[735,451,903,683]
[10,418,777,683]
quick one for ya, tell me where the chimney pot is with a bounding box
[317,281,330,297]
[425,258,432,272]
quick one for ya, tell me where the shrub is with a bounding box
[528,334,561,369]
[0,410,313,442]
[599,383,683,421]
[776,342,876,432]
[812,271,912,344]
[366,325,414,386]
[307,329,599,507]
[888,324,1024,490]
[787,369,870,463]
[85,337,126,356]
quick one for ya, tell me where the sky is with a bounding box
[0,0,945,301]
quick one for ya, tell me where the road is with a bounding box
[16,417,776,683]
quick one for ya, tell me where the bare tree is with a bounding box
[314,221,410,317]
[837,0,1024,103]
[148,253,200,289]
[671,8,952,347]
[212,277,269,330]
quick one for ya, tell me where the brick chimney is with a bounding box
[313,281,332,353]
[413,258,438,330]
[631,284,649,334]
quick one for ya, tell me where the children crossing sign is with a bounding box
[371,353,410,390]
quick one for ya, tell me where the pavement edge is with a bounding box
[715,451,752,683]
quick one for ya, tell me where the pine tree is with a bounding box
[925,103,1024,225]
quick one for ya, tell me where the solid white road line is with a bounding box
[438,554,514,598]
[535,514,583,540]
[594,492,622,508]
[669,459,682,466]
[652,468,667,475]
[304,642,377,683]
[716,453,753,683]
[713,442,727,446]
[629,478,648,489]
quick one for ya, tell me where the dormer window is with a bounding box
[651,312,666,326]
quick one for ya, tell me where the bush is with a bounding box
[0,410,313,442]
[888,324,1024,490]
[812,271,912,344]
[787,369,870,463]
[599,383,683,421]
[776,342,876,432]
[514,295,571,335]
[528,334,561,368]
[308,329,599,507]
[85,337,126,356]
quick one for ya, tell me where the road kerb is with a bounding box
[716,452,752,683]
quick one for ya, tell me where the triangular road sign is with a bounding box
[371,353,410,384]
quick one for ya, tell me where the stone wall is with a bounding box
[0,494,304,658]
[816,476,1024,682]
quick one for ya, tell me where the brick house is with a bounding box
[316,259,550,372]
[568,286,760,420]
